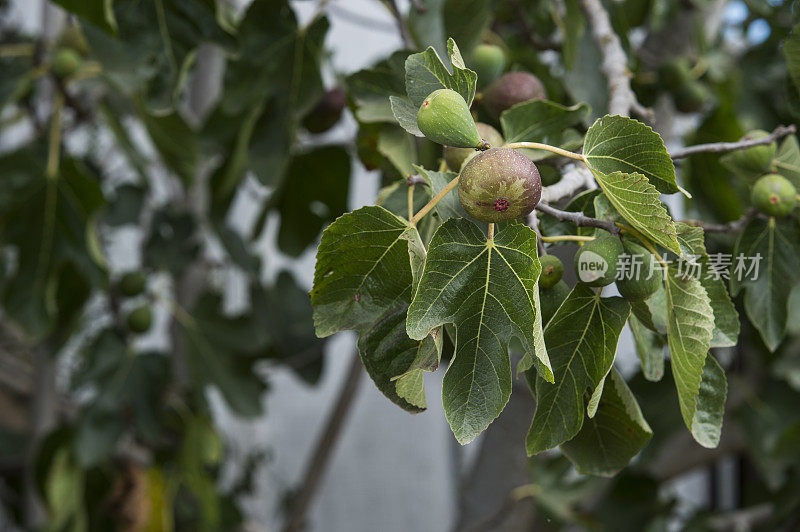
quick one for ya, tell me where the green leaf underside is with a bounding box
[560,369,652,476]
[406,219,552,444]
[527,285,630,455]
[629,314,665,382]
[664,265,717,446]
[583,114,679,194]
[591,170,681,255]
[390,96,424,137]
[731,218,800,352]
[310,206,439,412]
[773,135,800,188]
[405,38,477,108]
[692,354,727,448]
[674,223,740,348]
[415,166,465,222]
[500,100,590,145]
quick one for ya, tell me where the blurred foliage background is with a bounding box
[0,0,799,530]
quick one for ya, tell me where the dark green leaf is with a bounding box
[52,0,117,34]
[629,314,665,381]
[527,285,630,454]
[560,369,652,476]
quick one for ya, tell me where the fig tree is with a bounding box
[417,89,484,148]
[726,130,776,174]
[539,255,563,289]
[573,236,624,287]
[472,44,506,87]
[615,240,661,301]
[302,87,346,134]
[540,280,569,325]
[752,173,797,217]
[118,271,147,297]
[457,147,542,223]
[443,122,504,171]
[483,71,546,119]
[51,48,82,79]
[127,305,153,334]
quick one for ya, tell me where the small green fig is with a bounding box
[458,147,542,223]
[482,71,546,119]
[752,173,797,217]
[539,255,564,289]
[57,25,90,57]
[118,271,147,297]
[443,122,504,171]
[127,305,153,334]
[726,130,776,174]
[573,236,624,287]
[658,57,693,91]
[417,89,483,148]
[303,87,346,134]
[540,280,570,325]
[615,241,661,301]
[51,48,82,79]
[472,44,506,87]
[674,81,711,113]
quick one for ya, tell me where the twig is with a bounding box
[670,125,796,159]
[681,208,758,233]
[536,202,621,235]
[581,0,653,121]
[282,352,364,532]
[541,164,595,203]
[383,0,413,48]
[405,174,429,187]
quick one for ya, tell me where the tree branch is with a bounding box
[282,351,363,532]
[536,202,621,235]
[670,125,796,159]
[383,0,413,48]
[541,164,595,203]
[581,0,652,120]
[681,208,758,233]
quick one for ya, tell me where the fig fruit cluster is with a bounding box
[571,236,661,300]
[115,271,153,335]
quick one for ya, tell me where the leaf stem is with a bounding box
[487,223,494,240]
[407,184,415,223]
[410,175,459,225]
[540,234,595,243]
[504,142,586,161]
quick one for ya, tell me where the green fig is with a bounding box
[726,130,776,174]
[417,89,483,148]
[303,87,346,134]
[658,57,693,91]
[573,236,624,287]
[51,48,82,79]
[540,280,570,325]
[57,25,90,57]
[443,122,504,171]
[118,271,147,297]
[674,81,712,113]
[482,71,546,119]
[539,255,564,289]
[458,147,542,223]
[615,241,661,301]
[472,44,506,87]
[127,305,153,334]
[752,173,797,217]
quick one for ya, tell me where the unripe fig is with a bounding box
[127,305,153,334]
[539,255,564,289]
[118,271,147,298]
[482,72,546,119]
[51,48,82,79]
[658,57,693,92]
[302,87,346,134]
[615,241,661,301]
[726,130,776,174]
[458,147,542,223]
[57,25,90,57]
[540,280,570,325]
[752,173,797,217]
[417,89,483,148]
[573,236,624,287]
[674,81,711,113]
[472,44,506,87]
[443,122,504,171]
